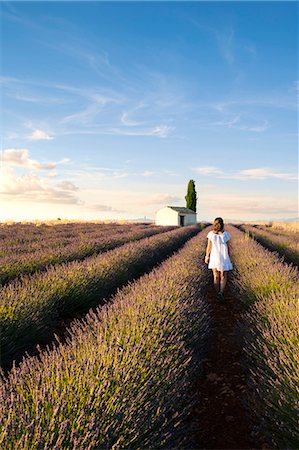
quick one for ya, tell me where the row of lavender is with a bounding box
[228,226,299,448]
[0,221,151,241]
[239,224,299,267]
[0,226,199,371]
[0,222,149,254]
[256,224,299,239]
[0,224,175,285]
[0,229,210,449]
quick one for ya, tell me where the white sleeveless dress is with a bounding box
[207,230,233,271]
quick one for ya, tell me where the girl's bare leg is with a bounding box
[212,269,220,293]
[220,271,227,293]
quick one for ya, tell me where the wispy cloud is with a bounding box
[0,75,20,84]
[111,125,173,138]
[215,28,235,65]
[202,191,298,217]
[7,92,65,104]
[56,181,78,191]
[213,115,241,128]
[239,120,269,133]
[59,95,123,125]
[141,170,156,177]
[87,203,125,213]
[194,166,297,181]
[210,96,296,113]
[232,168,298,181]
[70,166,129,181]
[194,166,224,175]
[60,44,112,75]
[190,17,259,69]
[121,112,143,127]
[205,114,269,133]
[133,193,180,206]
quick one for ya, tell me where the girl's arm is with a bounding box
[205,239,212,264]
[226,240,230,257]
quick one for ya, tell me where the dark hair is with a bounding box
[213,217,224,233]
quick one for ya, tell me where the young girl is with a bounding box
[205,217,233,301]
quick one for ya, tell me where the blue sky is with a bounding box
[0,1,298,221]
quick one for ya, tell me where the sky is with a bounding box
[0,1,298,222]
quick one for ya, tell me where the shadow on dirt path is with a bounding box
[193,276,258,449]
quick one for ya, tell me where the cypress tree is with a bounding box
[185,179,197,212]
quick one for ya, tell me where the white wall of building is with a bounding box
[155,207,197,226]
[156,207,179,226]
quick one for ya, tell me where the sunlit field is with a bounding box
[0,220,298,449]
[1,0,297,446]
[244,221,299,233]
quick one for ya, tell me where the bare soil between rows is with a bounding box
[192,276,262,450]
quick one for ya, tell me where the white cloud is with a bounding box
[239,120,269,133]
[142,170,156,177]
[2,149,55,170]
[121,112,142,127]
[193,165,297,181]
[234,168,298,181]
[59,95,123,125]
[111,124,173,138]
[162,169,179,177]
[199,190,298,220]
[88,167,129,180]
[214,115,240,128]
[68,166,129,183]
[8,93,64,104]
[5,132,19,140]
[151,125,172,138]
[210,116,268,133]
[2,149,61,171]
[0,167,81,205]
[193,166,224,175]
[87,204,125,213]
[57,181,78,191]
[28,129,54,141]
[133,193,180,206]
[0,167,44,194]
[47,171,58,178]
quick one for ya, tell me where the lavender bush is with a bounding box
[0,224,145,257]
[239,224,299,267]
[0,229,210,449]
[228,225,299,448]
[0,223,175,285]
[0,222,131,252]
[257,224,299,239]
[0,226,199,371]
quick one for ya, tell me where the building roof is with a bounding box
[167,206,196,214]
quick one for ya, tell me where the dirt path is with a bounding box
[193,277,257,449]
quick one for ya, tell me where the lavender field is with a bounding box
[0,224,210,449]
[239,224,299,267]
[228,225,299,448]
[0,222,298,449]
[0,223,199,371]
[0,222,176,285]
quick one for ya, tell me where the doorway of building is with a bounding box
[179,215,185,226]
